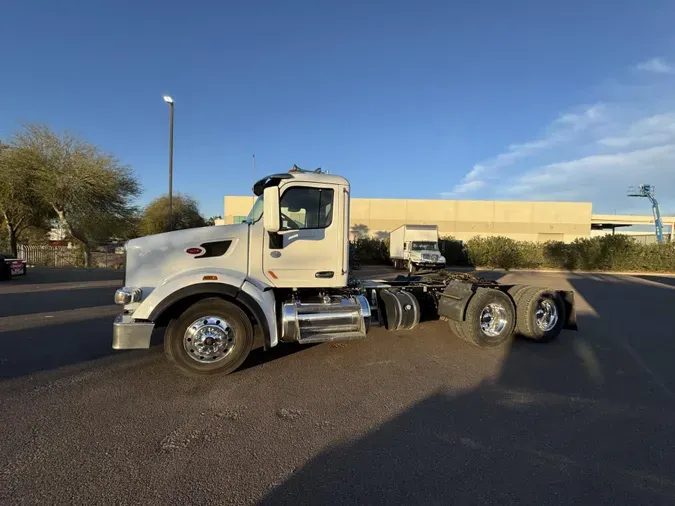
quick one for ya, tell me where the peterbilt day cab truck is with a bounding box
[113,167,577,375]
[389,224,445,273]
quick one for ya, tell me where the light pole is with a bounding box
[163,95,174,231]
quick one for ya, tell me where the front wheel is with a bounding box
[164,297,253,375]
[407,260,417,276]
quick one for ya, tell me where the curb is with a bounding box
[359,265,675,278]
[447,267,675,278]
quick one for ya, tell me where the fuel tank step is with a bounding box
[281,295,371,343]
[297,331,368,344]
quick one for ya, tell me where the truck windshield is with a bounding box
[245,196,264,223]
[411,241,438,251]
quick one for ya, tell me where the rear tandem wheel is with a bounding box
[512,286,566,342]
[456,288,516,348]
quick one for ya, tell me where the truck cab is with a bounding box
[113,168,370,374]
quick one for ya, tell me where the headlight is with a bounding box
[114,287,142,305]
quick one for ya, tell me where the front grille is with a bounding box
[421,254,438,261]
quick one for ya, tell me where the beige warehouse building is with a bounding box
[222,196,598,243]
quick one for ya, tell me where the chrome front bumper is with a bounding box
[413,262,446,268]
[112,312,155,349]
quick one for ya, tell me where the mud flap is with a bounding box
[436,281,475,322]
[560,290,578,331]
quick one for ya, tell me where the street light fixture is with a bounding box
[163,95,174,230]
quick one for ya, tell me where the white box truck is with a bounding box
[389,224,445,273]
[112,167,577,376]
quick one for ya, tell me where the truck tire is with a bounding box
[449,319,469,342]
[0,262,11,281]
[164,297,254,376]
[407,260,417,275]
[507,284,529,304]
[459,288,516,348]
[514,287,565,342]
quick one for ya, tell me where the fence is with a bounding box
[17,245,124,269]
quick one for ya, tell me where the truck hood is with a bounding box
[124,224,249,294]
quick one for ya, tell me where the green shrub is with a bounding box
[465,234,675,272]
[439,236,469,266]
[466,236,524,270]
[352,233,675,272]
[353,237,391,264]
[517,241,546,269]
[543,241,578,270]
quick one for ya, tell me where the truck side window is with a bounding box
[279,187,334,230]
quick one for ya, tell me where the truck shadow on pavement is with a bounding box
[634,274,675,288]
[0,316,130,380]
[0,316,318,380]
[261,275,675,505]
[0,286,118,318]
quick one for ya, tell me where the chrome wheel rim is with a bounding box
[183,316,236,363]
[479,303,508,337]
[535,299,558,332]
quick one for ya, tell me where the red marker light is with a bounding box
[186,247,203,255]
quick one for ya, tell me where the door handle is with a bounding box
[315,271,334,278]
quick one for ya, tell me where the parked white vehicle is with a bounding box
[389,224,445,273]
[112,166,577,375]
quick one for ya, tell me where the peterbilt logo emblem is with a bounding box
[185,247,205,256]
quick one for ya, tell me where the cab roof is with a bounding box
[252,167,349,196]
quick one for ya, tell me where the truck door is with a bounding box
[263,183,343,288]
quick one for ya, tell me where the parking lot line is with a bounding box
[0,279,122,295]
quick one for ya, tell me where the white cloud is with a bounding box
[443,56,675,212]
[441,180,486,196]
[463,164,485,182]
[444,103,606,197]
[504,145,675,208]
[598,113,675,148]
[636,58,674,74]
[552,104,605,131]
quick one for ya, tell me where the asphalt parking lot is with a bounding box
[1,267,675,505]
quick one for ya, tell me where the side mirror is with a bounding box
[263,186,280,233]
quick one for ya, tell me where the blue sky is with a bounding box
[1,0,675,218]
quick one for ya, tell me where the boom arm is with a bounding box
[627,184,665,244]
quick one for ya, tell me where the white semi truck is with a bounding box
[113,167,577,375]
[389,224,445,273]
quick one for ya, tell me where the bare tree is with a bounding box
[206,215,222,226]
[10,124,140,266]
[0,144,52,256]
[140,194,206,236]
